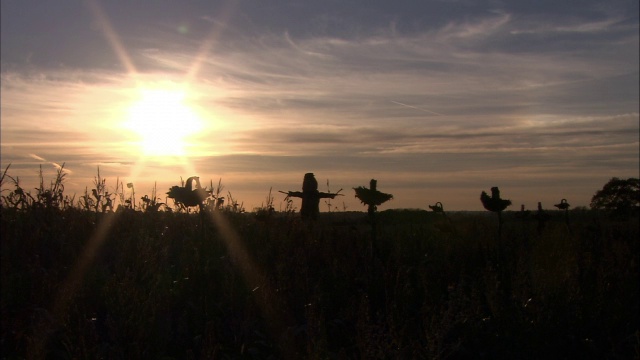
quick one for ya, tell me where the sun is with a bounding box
[125,87,203,157]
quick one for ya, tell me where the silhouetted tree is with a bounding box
[590,177,640,218]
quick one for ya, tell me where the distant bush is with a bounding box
[590,177,640,218]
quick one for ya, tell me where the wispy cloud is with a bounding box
[24,153,72,174]
[28,153,46,162]
[1,1,638,209]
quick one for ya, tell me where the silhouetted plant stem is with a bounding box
[367,195,378,259]
[515,204,531,245]
[370,212,377,258]
[498,210,503,241]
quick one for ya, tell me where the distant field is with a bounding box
[1,204,638,359]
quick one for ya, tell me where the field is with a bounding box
[1,177,638,358]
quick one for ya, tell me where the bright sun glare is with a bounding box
[125,88,203,157]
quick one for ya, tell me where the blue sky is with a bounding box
[1,0,638,211]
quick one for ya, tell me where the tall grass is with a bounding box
[1,167,638,358]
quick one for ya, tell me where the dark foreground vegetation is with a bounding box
[2,207,638,359]
[1,169,638,359]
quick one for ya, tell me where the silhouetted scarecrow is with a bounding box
[354,179,393,218]
[554,198,571,228]
[554,198,570,211]
[428,201,444,213]
[354,179,393,258]
[480,186,512,240]
[429,201,454,233]
[167,176,210,211]
[480,187,512,214]
[533,202,550,234]
[514,204,531,220]
[283,173,341,220]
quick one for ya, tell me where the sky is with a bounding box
[1,0,638,212]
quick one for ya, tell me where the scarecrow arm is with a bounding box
[280,190,304,198]
[318,192,344,199]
